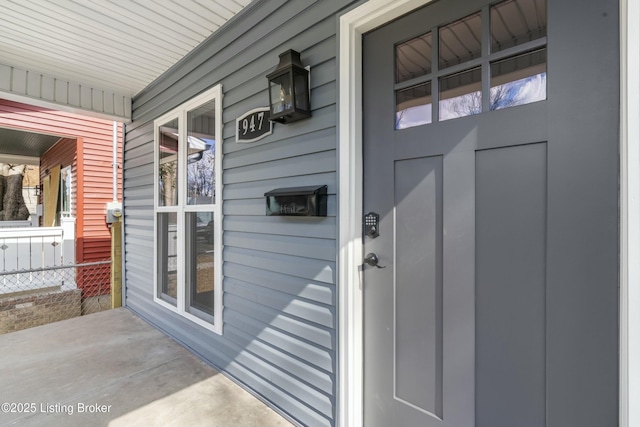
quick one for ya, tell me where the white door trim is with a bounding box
[338,1,638,426]
[620,1,640,426]
[337,2,434,427]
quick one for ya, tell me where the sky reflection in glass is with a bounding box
[491,73,546,110]
[395,71,546,129]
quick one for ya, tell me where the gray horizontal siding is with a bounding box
[225,279,335,331]
[225,217,336,240]
[224,308,334,372]
[224,263,335,306]
[225,127,336,167]
[224,231,336,260]
[225,150,336,184]
[224,247,335,283]
[224,171,336,200]
[123,1,357,426]
[223,325,335,393]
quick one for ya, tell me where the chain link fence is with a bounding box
[0,260,112,335]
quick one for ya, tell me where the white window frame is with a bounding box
[59,165,72,218]
[153,84,224,335]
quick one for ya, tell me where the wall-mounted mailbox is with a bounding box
[265,185,327,217]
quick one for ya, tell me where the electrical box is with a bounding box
[265,185,327,217]
[106,201,123,223]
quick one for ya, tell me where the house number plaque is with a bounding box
[236,107,273,143]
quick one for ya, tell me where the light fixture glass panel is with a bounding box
[158,118,179,207]
[185,211,215,320]
[157,212,178,305]
[491,0,547,52]
[396,32,432,83]
[294,72,310,110]
[490,48,546,110]
[396,82,432,129]
[187,100,216,205]
[439,67,482,121]
[270,75,292,115]
[439,12,482,69]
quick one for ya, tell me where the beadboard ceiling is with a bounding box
[0,127,61,158]
[0,0,252,97]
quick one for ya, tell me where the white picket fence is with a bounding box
[0,218,76,295]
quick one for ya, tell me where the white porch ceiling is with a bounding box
[0,0,252,99]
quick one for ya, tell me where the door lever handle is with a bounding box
[364,252,386,268]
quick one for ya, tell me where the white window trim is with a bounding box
[153,84,224,335]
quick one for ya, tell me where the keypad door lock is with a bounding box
[364,212,380,238]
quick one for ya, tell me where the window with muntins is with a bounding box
[395,0,547,129]
[153,84,223,334]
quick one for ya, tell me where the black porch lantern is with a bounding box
[266,49,311,124]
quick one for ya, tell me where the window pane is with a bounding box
[396,82,432,129]
[491,0,547,53]
[60,165,72,216]
[157,212,178,306]
[187,101,216,205]
[439,67,482,121]
[490,48,547,110]
[396,32,432,83]
[159,118,179,206]
[185,211,215,320]
[439,12,482,69]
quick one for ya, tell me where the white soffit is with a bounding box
[0,0,251,98]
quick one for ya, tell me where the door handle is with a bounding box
[363,252,386,268]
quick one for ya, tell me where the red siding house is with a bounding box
[0,98,122,298]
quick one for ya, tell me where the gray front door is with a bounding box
[362,0,619,426]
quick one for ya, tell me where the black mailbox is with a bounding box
[265,185,327,216]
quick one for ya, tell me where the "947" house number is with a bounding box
[236,107,273,143]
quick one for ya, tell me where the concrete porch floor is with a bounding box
[0,308,295,427]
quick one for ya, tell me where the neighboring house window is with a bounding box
[43,164,72,226]
[153,84,223,334]
[60,165,72,217]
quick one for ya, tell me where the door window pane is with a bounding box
[439,67,482,121]
[157,212,178,305]
[158,118,179,206]
[185,212,215,318]
[439,12,482,69]
[491,0,546,53]
[396,82,432,129]
[490,48,547,110]
[396,32,432,83]
[187,101,216,205]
